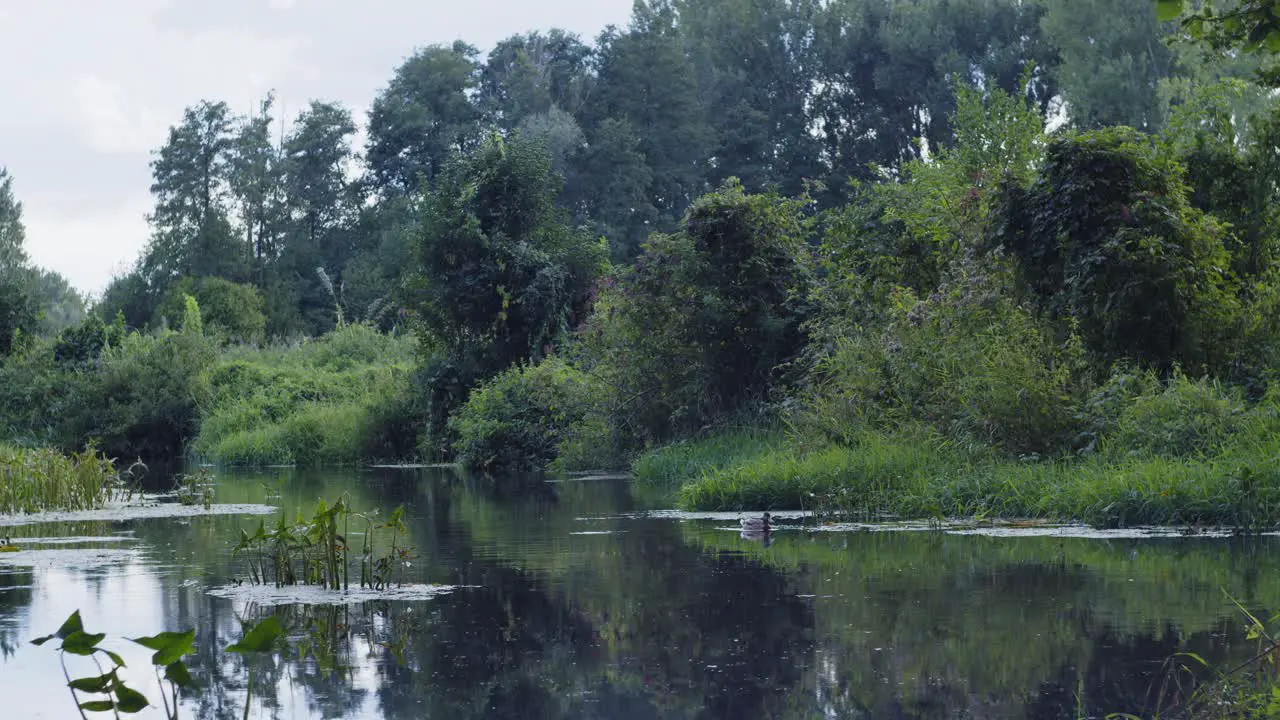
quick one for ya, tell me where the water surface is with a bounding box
[0,467,1273,719]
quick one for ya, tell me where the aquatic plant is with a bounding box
[31,610,280,720]
[0,444,134,514]
[173,468,214,509]
[233,496,415,592]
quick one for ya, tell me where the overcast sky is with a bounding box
[0,0,634,297]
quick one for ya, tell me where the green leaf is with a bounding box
[61,630,106,656]
[78,700,115,712]
[30,633,55,646]
[56,610,85,639]
[164,661,194,688]
[113,685,149,714]
[226,616,284,654]
[129,629,195,666]
[1155,0,1184,23]
[68,672,116,693]
[101,649,126,667]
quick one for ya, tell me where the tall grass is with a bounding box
[192,325,420,467]
[0,444,129,514]
[631,426,788,488]
[662,425,1280,529]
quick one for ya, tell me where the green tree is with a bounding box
[409,133,607,451]
[228,94,284,273]
[675,0,823,194]
[1041,0,1176,130]
[993,127,1240,373]
[587,1,714,234]
[584,179,812,445]
[143,100,241,286]
[0,168,35,356]
[366,41,483,195]
[477,30,594,129]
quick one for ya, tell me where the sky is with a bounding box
[0,0,635,298]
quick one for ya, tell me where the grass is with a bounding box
[192,325,419,467]
[644,425,1280,529]
[0,443,131,514]
[631,425,788,488]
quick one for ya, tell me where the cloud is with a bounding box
[0,0,634,295]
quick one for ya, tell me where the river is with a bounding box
[0,467,1272,719]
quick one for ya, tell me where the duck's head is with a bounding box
[762,512,771,522]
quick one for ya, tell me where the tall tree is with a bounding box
[143,100,240,286]
[0,167,27,274]
[1040,0,1176,130]
[277,100,361,333]
[587,1,714,234]
[478,30,595,129]
[675,0,823,194]
[812,0,1054,191]
[228,94,283,272]
[366,41,483,196]
[0,168,34,355]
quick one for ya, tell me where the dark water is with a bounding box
[0,467,1274,719]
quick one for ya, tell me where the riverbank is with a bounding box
[634,426,1280,529]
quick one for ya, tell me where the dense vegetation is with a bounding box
[7,0,1280,530]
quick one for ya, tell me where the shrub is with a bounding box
[449,356,599,473]
[801,265,1091,457]
[1101,372,1248,458]
[152,277,266,344]
[580,179,813,448]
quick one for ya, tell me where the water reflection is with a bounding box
[0,467,1274,719]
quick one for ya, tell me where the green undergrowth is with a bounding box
[0,443,131,514]
[646,424,1280,529]
[630,426,789,489]
[192,325,421,467]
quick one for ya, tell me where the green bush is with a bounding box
[449,356,600,473]
[1101,372,1248,458]
[192,327,420,466]
[801,269,1091,457]
[580,179,813,448]
[152,277,266,344]
[58,328,216,461]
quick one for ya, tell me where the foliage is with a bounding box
[0,444,131,514]
[449,356,601,473]
[153,277,266,343]
[1159,0,1280,85]
[993,126,1241,374]
[193,325,418,466]
[582,179,812,447]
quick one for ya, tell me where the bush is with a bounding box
[1097,371,1248,459]
[580,179,813,448]
[152,277,266,344]
[801,265,1091,457]
[192,328,420,466]
[58,328,216,462]
[449,356,600,473]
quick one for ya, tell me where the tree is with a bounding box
[276,100,361,335]
[228,94,283,273]
[143,100,241,286]
[811,0,1054,192]
[583,179,813,445]
[478,30,594,129]
[408,133,607,451]
[674,0,823,194]
[1041,0,1176,130]
[0,168,27,274]
[0,168,35,356]
[587,2,714,231]
[1157,0,1280,84]
[992,127,1240,373]
[366,41,483,196]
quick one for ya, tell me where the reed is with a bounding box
[0,444,133,514]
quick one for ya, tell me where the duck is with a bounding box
[740,512,771,533]
[0,536,18,553]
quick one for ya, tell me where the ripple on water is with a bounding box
[206,583,471,606]
[0,499,278,527]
